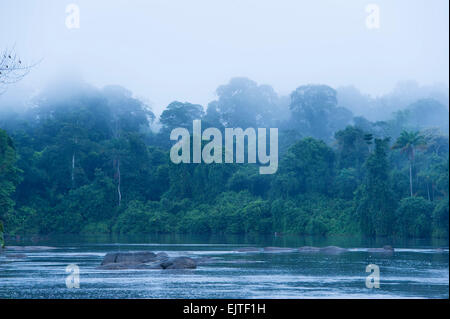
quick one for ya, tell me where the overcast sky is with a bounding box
[0,0,448,114]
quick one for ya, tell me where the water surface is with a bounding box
[0,234,448,298]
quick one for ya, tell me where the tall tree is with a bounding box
[355,138,395,236]
[392,130,427,197]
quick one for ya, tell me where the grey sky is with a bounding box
[0,0,448,114]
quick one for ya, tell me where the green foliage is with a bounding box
[0,80,447,239]
[334,126,368,169]
[289,85,352,141]
[432,197,449,238]
[113,200,153,234]
[81,222,110,234]
[0,220,4,248]
[205,77,281,128]
[395,197,435,237]
[392,130,427,196]
[274,138,335,196]
[334,168,359,199]
[355,138,396,236]
[0,129,21,220]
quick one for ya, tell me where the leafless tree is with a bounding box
[0,47,36,94]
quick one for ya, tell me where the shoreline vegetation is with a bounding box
[0,78,448,241]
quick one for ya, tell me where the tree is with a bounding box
[334,126,369,170]
[289,85,352,141]
[407,99,449,134]
[395,197,434,237]
[205,77,281,128]
[355,138,395,236]
[0,48,32,245]
[160,101,204,132]
[392,130,427,197]
[432,197,449,238]
[0,129,22,247]
[0,48,34,94]
[272,138,335,196]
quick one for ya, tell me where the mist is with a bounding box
[0,0,448,116]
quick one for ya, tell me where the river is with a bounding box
[0,234,448,298]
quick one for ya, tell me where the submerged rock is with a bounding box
[319,246,348,254]
[234,247,262,252]
[298,246,322,253]
[5,246,57,251]
[367,246,395,254]
[160,257,197,269]
[194,256,221,264]
[298,246,349,254]
[6,253,27,258]
[262,247,298,253]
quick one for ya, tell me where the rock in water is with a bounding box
[262,247,298,253]
[319,246,348,254]
[6,253,27,258]
[298,246,321,253]
[156,252,169,262]
[234,247,262,252]
[367,246,395,254]
[101,251,157,266]
[160,257,197,269]
[5,246,57,251]
[98,251,196,270]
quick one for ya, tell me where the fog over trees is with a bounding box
[0,76,448,239]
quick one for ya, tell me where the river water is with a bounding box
[0,234,448,299]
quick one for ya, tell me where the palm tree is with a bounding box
[392,130,427,197]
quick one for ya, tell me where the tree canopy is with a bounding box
[0,78,448,240]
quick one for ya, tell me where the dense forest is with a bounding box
[0,78,448,245]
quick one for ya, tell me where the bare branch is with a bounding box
[0,47,40,94]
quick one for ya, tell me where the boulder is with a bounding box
[98,251,196,270]
[101,251,157,266]
[160,257,197,269]
[155,252,169,262]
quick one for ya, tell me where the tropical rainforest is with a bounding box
[0,78,448,245]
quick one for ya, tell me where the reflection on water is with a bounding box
[0,234,448,299]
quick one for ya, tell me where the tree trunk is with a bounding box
[71,152,75,188]
[409,162,413,197]
[117,158,121,206]
[409,147,415,197]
